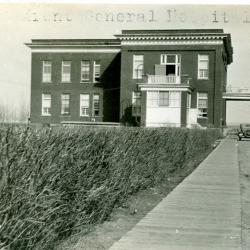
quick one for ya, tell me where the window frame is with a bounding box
[61,61,71,83]
[93,60,101,82]
[41,93,51,116]
[42,61,52,83]
[132,91,141,117]
[147,91,181,108]
[80,60,91,82]
[198,54,209,80]
[93,94,100,117]
[197,92,208,118]
[133,55,144,79]
[80,94,90,117]
[61,94,70,116]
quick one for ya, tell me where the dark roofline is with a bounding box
[26,39,120,47]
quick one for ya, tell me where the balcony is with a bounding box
[145,75,177,84]
[139,74,192,87]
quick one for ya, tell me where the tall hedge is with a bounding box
[0,125,221,250]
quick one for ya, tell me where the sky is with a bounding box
[1,3,250,122]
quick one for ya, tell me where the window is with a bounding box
[160,54,180,65]
[41,94,51,116]
[147,91,158,107]
[133,55,144,79]
[93,60,101,82]
[147,91,181,107]
[198,55,209,79]
[132,92,141,116]
[159,54,181,83]
[159,91,169,106]
[169,92,181,107]
[61,61,71,82]
[80,94,90,116]
[197,92,208,118]
[93,94,100,116]
[61,94,70,115]
[42,61,52,82]
[81,61,90,81]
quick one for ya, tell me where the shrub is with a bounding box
[0,125,221,250]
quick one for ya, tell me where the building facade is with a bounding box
[26,29,233,128]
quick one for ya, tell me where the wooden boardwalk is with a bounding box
[109,139,242,250]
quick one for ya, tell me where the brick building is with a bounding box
[26,29,233,127]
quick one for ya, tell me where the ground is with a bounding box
[58,152,210,250]
[238,140,250,250]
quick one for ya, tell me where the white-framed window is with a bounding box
[42,61,52,82]
[61,61,71,82]
[147,91,181,108]
[197,92,208,118]
[132,92,141,117]
[160,54,181,65]
[93,60,101,82]
[198,55,209,79]
[80,94,90,117]
[169,92,181,107]
[81,60,90,81]
[133,55,144,79]
[93,94,100,116]
[41,94,51,116]
[159,91,169,106]
[147,91,159,107]
[160,54,181,83]
[61,94,70,115]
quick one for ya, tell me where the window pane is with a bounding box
[169,92,181,107]
[93,94,100,116]
[132,92,141,116]
[80,94,89,116]
[81,61,90,81]
[94,61,101,82]
[198,55,209,79]
[62,61,71,82]
[167,55,176,63]
[42,61,52,82]
[61,94,70,115]
[197,92,208,117]
[42,94,51,115]
[133,55,144,79]
[159,91,169,106]
[147,91,158,107]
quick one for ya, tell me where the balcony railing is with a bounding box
[141,74,191,85]
[146,75,176,84]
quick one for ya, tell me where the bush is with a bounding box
[0,125,221,250]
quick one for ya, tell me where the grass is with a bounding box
[0,125,221,250]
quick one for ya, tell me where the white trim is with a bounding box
[223,96,250,100]
[31,48,121,53]
[139,86,190,92]
[121,40,223,46]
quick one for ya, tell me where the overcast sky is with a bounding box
[1,3,250,121]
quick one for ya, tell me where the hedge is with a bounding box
[0,125,221,250]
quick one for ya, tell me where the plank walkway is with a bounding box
[109,139,242,250]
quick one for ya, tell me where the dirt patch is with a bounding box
[58,152,210,250]
[238,141,250,250]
